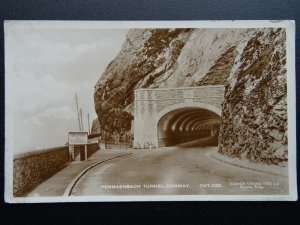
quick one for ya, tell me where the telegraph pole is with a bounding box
[87,113,91,134]
[75,93,81,131]
[80,108,84,131]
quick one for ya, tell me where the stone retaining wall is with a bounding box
[99,142,132,150]
[13,143,99,196]
[74,143,99,160]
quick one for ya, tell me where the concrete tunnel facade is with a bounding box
[133,86,225,149]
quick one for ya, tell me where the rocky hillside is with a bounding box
[94,29,193,136]
[94,28,287,165]
[91,118,100,134]
[94,29,246,132]
[219,28,287,165]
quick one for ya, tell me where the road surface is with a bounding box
[70,147,288,196]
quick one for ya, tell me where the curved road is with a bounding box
[177,136,218,147]
[70,147,288,196]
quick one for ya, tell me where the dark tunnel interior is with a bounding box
[157,108,220,147]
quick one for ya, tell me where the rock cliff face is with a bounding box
[219,28,287,165]
[91,118,100,134]
[94,28,287,165]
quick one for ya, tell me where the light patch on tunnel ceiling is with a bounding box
[157,107,221,144]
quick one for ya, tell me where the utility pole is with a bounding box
[80,108,84,131]
[87,113,91,134]
[75,93,81,131]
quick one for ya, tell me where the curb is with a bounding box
[209,151,288,178]
[63,153,133,196]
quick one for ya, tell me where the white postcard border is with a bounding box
[4,20,297,203]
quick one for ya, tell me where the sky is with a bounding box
[5,22,128,154]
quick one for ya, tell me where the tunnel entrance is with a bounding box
[157,107,220,147]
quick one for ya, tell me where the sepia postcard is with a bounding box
[4,20,297,202]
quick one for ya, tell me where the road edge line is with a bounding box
[63,153,133,196]
[209,151,288,178]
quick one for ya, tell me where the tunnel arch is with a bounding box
[156,102,221,147]
[156,102,222,121]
